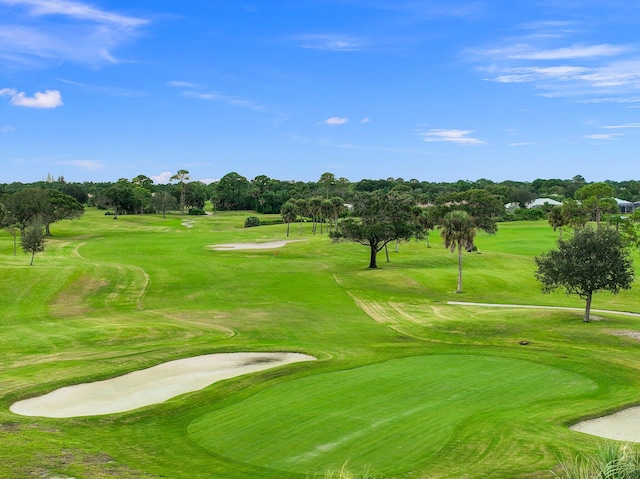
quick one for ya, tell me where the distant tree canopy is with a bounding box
[2,174,639,223]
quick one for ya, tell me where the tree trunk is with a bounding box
[395,239,399,253]
[456,244,463,293]
[385,244,390,262]
[30,251,35,266]
[286,221,290,237]
[45,223,52,236]
[369,244,378,269]
[426,232,431,248]
[583,293,593,322]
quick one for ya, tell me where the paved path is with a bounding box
[448,301,640,317]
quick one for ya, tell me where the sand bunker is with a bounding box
[211,240,304,251]
[10,352,316,418]
[571,406,640,442]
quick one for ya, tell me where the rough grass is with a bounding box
[1,209,640,479]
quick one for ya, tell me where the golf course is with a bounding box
[2,207,640,479]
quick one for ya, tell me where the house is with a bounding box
[527,198,562,209]
[615,198,634,214]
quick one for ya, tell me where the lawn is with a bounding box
[2,209,640,479]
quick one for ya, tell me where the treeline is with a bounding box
[2,172,640,219]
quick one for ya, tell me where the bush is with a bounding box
[244,216,260,228]
[188,208,206,216]
[553,442,640,478]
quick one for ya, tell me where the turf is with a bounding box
[2,208,640,479]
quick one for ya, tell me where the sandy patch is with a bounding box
[10,352,316,418]
[210,240,304,251]
[571,406,640,442]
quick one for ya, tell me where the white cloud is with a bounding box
[199,178,219,185]
[360,117,371,123]
[584,133,622,140]
[151,171,173,184]
[319,117,349,126]
[1,125,15,133]
[422,129,484,145]
[0,0,148,67]
[0,88,17,96]
[58,159,104,170]
[9,89,62,108]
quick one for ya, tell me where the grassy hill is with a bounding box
[2,208,640,478]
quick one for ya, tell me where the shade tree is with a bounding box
[331,190,420,269]
[150,190,178,218]
[535,226,634,322]
[575,182,618,226]
[20,218,46,266]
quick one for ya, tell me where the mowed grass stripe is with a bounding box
[188,354,596,475]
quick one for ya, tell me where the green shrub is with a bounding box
[553,442,640,478]
[188,208,206,216]
[244,216,260,228]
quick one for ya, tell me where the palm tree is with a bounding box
[170,169,190,214]
[280,202,297,237]
[440,210,476,293]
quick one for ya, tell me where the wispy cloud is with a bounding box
[584,133,622,140]
[181,90,267,112]
[1,125,15,133]
[293,34,365,52]
[1,88,63,108]
[360,117,371,123]
[0,0,148,67]
[469,17,640,98]
[603,123,640,129]
[319,116,349,126]
[422,129,484,145]
[482,43,628,61]
[58,159,104,170]
[167,81,197,88]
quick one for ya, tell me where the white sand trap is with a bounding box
[211,240,304,251]
[10,352,315,418]
[571,406,640,442]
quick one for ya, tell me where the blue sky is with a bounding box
[1,0,640,185]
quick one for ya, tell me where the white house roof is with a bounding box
[615,198,632,205]
[528,198,562,208]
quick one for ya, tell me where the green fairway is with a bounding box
[189,354,596,476]
[2,208,640,479]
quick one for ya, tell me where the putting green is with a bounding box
[188,354,596,475]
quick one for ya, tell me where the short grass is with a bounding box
[1,209,640,479]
